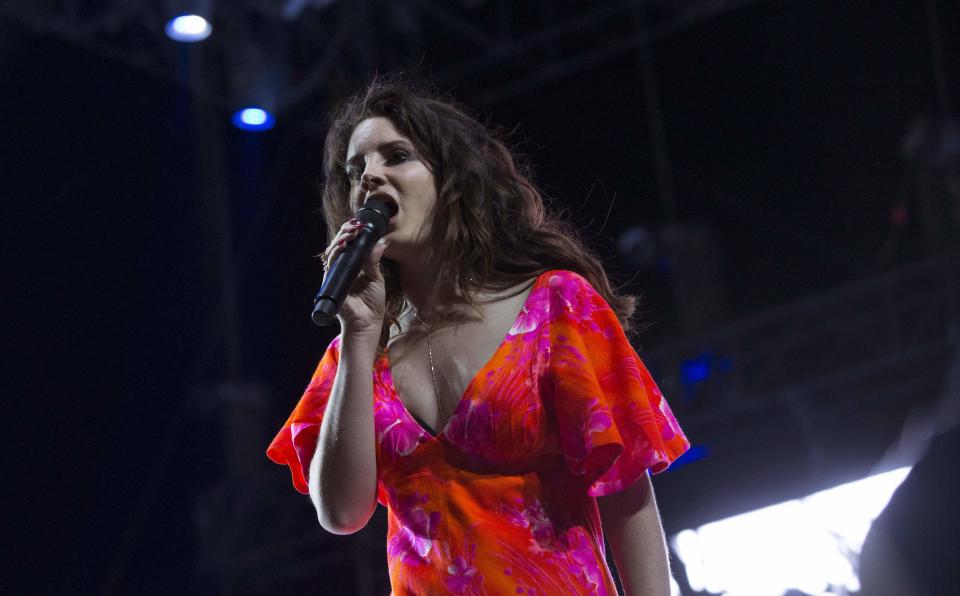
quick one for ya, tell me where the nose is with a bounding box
[360,168,385,192]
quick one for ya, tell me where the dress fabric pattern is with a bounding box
[267,270,690,595]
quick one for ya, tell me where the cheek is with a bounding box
[409,164,437,194]
[418,178,439,208]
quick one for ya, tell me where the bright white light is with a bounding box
[671,467,911,596]
[231,107,275,131]
[240,108,267,125]
[165,15,212,43]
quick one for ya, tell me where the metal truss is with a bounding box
[647,254,960,427]
[1,0,768,119]
[646,254,960,528]
[420,0,767,104]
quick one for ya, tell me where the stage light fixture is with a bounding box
[164,0,214,42]
[224,22,283,133]
[165,14,212,42]
[231,107,275,131]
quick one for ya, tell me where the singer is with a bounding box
[267,76,690,596]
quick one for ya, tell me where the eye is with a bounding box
[387,149,410,164]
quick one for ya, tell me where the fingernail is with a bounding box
[338,239,345,247]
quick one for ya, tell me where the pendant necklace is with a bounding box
[408,306,444,425]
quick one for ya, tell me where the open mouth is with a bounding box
[365,193,398,220]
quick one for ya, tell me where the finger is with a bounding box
[333,223,363,245]
[328,237,347,260]
[325,223,362,260]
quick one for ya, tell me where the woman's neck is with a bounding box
[395,259,463,320]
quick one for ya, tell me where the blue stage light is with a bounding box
[231,107,275,131]
[681,355,712,386]
[165,14,212,42]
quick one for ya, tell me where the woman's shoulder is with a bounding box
[537,269,616,327]
[538,269,598,297]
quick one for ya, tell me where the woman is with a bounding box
[267,76,689,595]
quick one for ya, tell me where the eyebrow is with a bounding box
[345,140,414,168]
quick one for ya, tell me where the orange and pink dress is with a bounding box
[267,269,689,595]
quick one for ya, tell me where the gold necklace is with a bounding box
[408,306,444,426]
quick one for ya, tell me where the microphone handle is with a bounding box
[311,225,380,326]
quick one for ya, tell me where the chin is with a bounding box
[381,242,419,264]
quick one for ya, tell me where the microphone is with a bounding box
[311,197,397,326]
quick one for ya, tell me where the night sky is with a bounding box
[4,1,958,593]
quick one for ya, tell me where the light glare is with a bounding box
[241,108,267,125]
[231,107,275,131]
[671,467,911,596]
[165,15,212,42]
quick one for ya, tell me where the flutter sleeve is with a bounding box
[545,270,689,497]
[266,335,341,494]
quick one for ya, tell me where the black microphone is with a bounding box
[311,197,397,326]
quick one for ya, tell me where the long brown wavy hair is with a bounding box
[320,75,639,355]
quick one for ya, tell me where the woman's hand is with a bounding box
[321,218,390,336]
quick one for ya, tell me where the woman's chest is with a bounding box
[388,319,506,432]
[376,313,551,466]
[386,286,536,434]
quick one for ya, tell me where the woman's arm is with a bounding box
[308,330,381,535]
[308,226,392,534]
[597,473,672,596]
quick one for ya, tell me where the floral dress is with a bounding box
[267,270,690,595]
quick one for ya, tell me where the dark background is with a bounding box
[4,0,959,593]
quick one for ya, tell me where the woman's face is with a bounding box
[346,117,437,261]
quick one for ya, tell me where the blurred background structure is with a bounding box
[3,0,959,594]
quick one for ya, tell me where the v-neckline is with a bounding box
[381,271,548,440]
